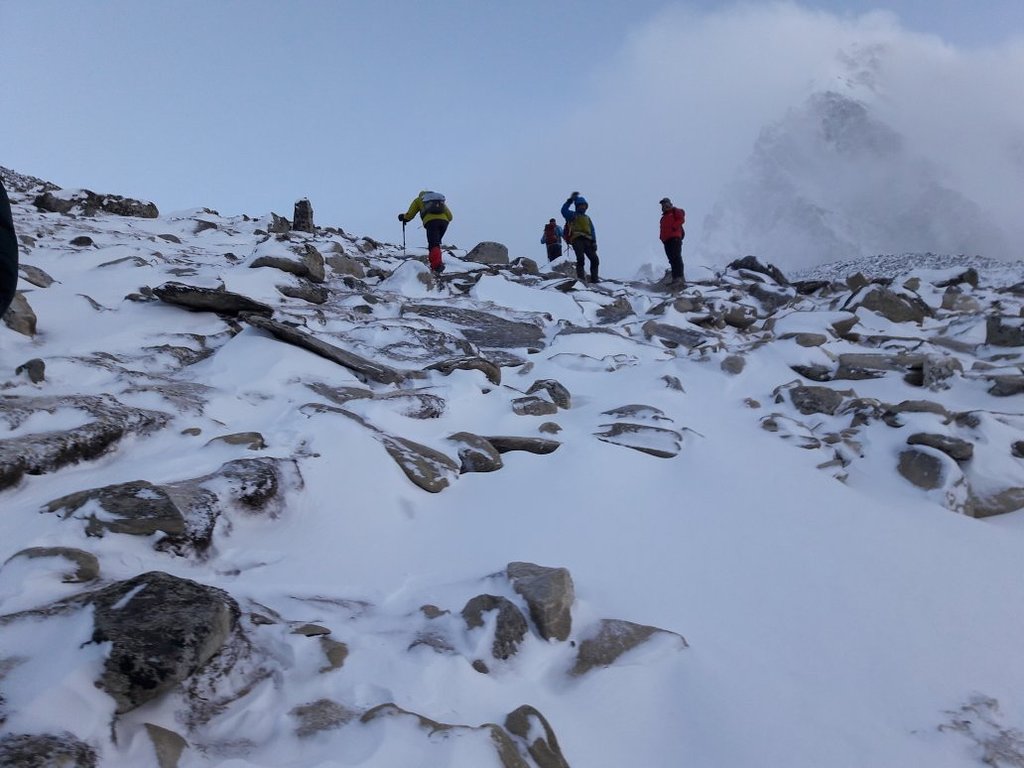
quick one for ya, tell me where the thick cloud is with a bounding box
[471,3,1024,277]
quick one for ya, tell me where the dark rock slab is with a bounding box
[34,189,158,218]
[89,571,239,713]
[594,422,682,458]
[15,357,45,383]
[447,432,504,473]
[986,317,1024,347]
[243,314,408,385]
[988,376,1024,397]
[506,562,574,641]
[482,436,561,455]
[596,296,634,324]
[504,705,571,768]
[570,618,688,676]
[464,241,509,265]
[844,285,932,324]
[3,291,36,335]
[402,304,545,350]
[527,379,571,409]
[907,433,973,462]
[0,395,169,491]
[4,547,100,583]
[788,386,845,416]
[641,320,709,350]
[727,255,789,285]
[153,282,273,316]
[0,733,97,768]
[897,449,946,490]
[512,396,558,417]
[425,356,502,385]
[461,594,528,660]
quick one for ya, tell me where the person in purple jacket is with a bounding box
[0,178,18,316]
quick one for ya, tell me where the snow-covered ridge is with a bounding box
[2,171,1024,767]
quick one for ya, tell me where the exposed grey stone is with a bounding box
[539,422,561,434]
[748,282,795,313]
[720,304,759,329]
[3,291,36,335]
[291,699,356,738]
[425,356,502,385]
[907,433,973,462]
[461,594,528,660]
[967,487,1024,518]
[464,241,509,265]
[789,386,844,415]
[844,285,932,324]
[446,432,504,473]
[15,357,45,382]
[18,263,56,288]
[153,282,273,316]
[897,449,946,490]
[157,233,182,244]
[1012,441,1024,459]
[269,213,290,234]
[34,189,158,218]
[934,268,979,288]
[89,571,239,713]
[922,355,962,390]
[69,235,94,247]
[250,243,325,283]
[43,457,299,552]
[292,198,314,233]
[0,394,169,492]
[601,404,670,422]
[403,304,545,350]
[594,422,682,458]
[243,314,408,385]
[506,562,575,642]
[791,364,832,382]
[526,379,571,409]
[4,547,100,583]
[596,296,634,324]
[512,396,558,417]
[483,436,561,455]
[721,354,746,375]
[986,316,1024,347]
[143,723,188,768]
[570,618,687,676]
[988,376,1024,397]
[0,733,97,768]
[641,320,709,349]
[319,637,349,672]
[380,434,460,493]
[834,353,926,381]
[325,253,366,277]
[204,431,266,450]
[277,280,329,304]
[504,705,571,768]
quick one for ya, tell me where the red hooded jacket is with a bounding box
[659,206,685,242]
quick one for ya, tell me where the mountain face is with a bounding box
[2,167,1024,767]
[700,90,1010,271]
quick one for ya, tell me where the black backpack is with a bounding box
[421,191,446,215]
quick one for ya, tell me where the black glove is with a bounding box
[571,191,580,198]
[397,214,406,222]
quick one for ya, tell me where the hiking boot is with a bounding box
[432,263,445,275]
[589,275,600,284]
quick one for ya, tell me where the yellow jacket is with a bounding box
[402,191,453,224]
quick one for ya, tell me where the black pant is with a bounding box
[424,218,448,248]
[663,236,684,280]
[0,180,18,316]
[545,242,561,262]
[571,237,599,280]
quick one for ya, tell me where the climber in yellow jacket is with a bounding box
[398,191,452,274]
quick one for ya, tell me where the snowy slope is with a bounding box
[2,168,1024,767]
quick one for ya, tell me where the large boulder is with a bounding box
[34,188,158,218]
[844,285,932,324]
[89,571,239,713]
[0,733,97,768]
[464,241,509,265]
[506,562,575,641]
[462,594,529,661]
[570,618,687,676]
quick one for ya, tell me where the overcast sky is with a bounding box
[4,1,1023,276]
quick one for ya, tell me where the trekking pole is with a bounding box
[402,220,406,257]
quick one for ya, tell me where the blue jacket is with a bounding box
[561,198,596,242]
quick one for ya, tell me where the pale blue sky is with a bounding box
[4,1,1023,273]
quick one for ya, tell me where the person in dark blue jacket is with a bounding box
[560,191,599,282]
[0,178,18,316]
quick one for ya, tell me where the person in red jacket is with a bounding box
[659,197,685,286]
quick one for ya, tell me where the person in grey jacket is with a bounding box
[0,178,18,316]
